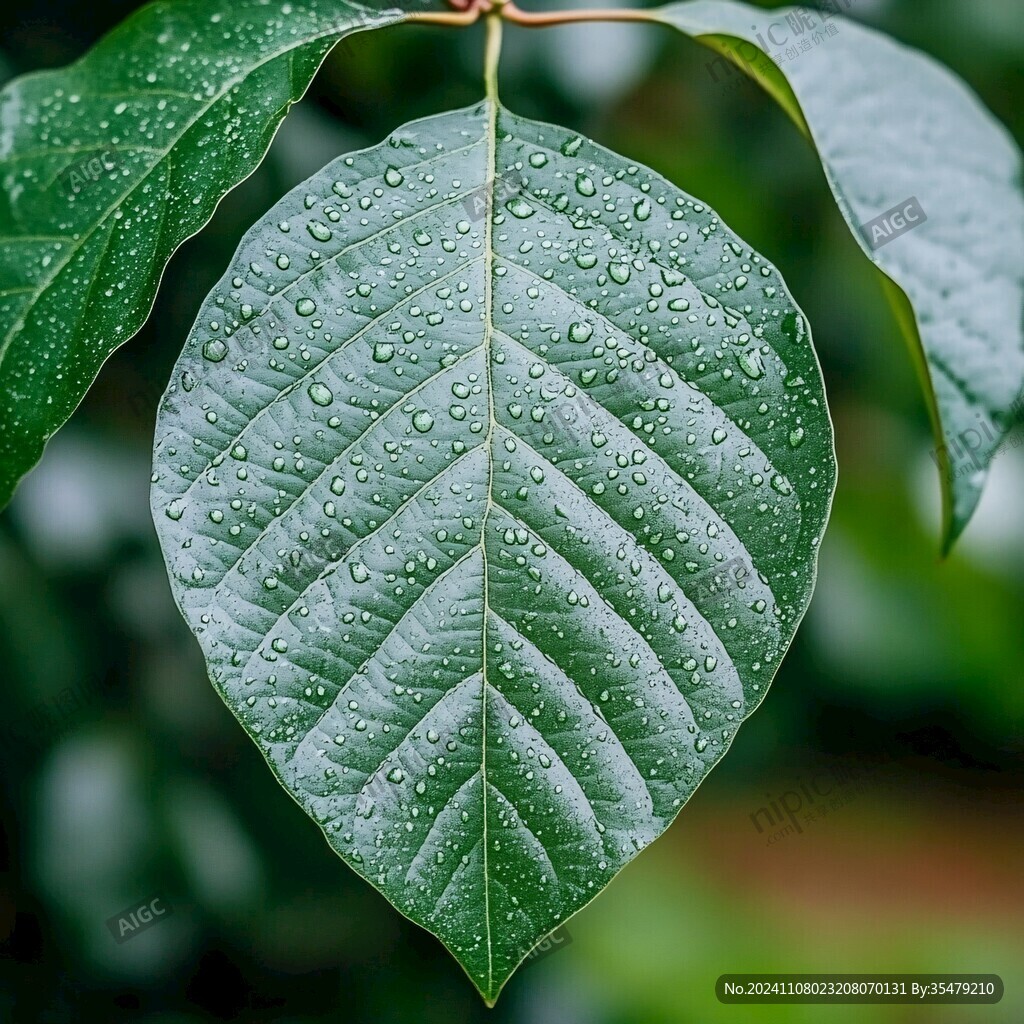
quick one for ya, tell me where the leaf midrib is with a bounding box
[478,92,498,1001]
[152,99,838,1002]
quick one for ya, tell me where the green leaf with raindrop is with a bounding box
[654,0,1024,549]
[151,102,836,1003]
[0,0,421,510]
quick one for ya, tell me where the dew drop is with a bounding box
[412,410,435,433]
[506,197,535,219]
[575,173,596,197]
[308,382,334,406]
[568,321,593,344]
[736,349,764,379]
[202,339,228,362]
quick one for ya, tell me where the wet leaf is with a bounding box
[656,0,1024,548]
[151,103,836,1003]
[0,0,416,508]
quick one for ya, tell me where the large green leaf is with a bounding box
[655,1,1024,548]
[0,0,421,510]
[151,102,835,1002]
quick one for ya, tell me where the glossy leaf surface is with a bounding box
[0,0,414,508]
[657,0,1024,547]
[152,103,836,1002]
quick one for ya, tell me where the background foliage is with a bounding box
[1,1,1022,1021]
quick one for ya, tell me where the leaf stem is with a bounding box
[499,2,655,26]
[404,7,485,27]
[406,2,655,29]
[483,8,503,101]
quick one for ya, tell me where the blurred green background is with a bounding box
[1,1,1022,1021]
